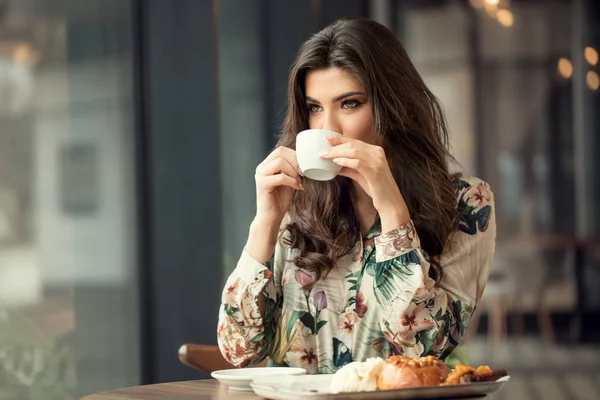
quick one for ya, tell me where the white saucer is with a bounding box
[211,367,307,391]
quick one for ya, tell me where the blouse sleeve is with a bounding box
[375,177,495,359]
[217,238,286,367]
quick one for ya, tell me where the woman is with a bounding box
[217,17,495,374]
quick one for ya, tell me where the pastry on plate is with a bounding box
[443,364,508,385]
[377,355,451,390]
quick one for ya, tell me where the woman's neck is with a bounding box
[351,183,377,236]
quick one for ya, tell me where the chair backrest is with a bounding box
[178,343,267,374]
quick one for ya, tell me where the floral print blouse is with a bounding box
[217,177,495,374]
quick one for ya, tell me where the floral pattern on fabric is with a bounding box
[456,179,493,235]
[374,220,420,262]
[217,177,495,373]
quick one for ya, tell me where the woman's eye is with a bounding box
[342,100,360,109]
[307,104,322,113]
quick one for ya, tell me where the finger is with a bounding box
[338,166,364,182]
[259,146,302,175]
[332,155,378,179]
[259,173,303,191]
[331,157,362,171]
[261,157,300,180]
[320,143,361,161]
[324,135,353,146]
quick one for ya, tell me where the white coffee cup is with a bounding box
[296,129,342,181]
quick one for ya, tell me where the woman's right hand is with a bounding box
[246,147,303,264]
[254,146,303,228]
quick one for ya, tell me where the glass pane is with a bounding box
[0,1,140,399]
[218,0,268,278]
[399,1,576,237]
[401,3,476,176]
[397,0,577,313]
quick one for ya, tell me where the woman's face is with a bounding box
[304,67,377,145]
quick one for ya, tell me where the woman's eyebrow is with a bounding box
[305,91,365,104]
[332,91,364,103]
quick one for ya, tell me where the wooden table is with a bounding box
[80,379,504,399]
[81,379,261,399]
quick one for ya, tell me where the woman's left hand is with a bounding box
[321,135,411,229]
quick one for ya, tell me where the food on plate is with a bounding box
[329,357,386,393]
[443,364,508,385]
[329,355,507,393]
[377,355,451,390]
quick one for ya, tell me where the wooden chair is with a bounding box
[466,244,557,348]
[178,344,268,374]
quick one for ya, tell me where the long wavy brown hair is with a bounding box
[277,17,459,283]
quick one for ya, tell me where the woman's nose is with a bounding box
[321,113,340,134]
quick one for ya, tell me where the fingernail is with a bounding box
[332,158,341,164]
[299,183,305,190]
[324,136,335,141]
[318,151,329,157]
[298,168,304,176]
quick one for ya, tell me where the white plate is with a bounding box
[251,374,510,399]
[211,367,307,391]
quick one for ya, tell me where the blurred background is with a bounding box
[0,0,598,399]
